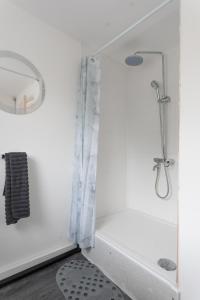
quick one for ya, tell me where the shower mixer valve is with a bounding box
[153,158,175,170]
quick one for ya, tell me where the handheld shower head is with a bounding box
[151,80,159,89]
[151,80,160,101]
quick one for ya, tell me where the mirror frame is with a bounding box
[0,50,45,114]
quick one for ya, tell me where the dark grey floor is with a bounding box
[0,253,131,300]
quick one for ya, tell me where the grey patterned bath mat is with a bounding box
[56,259,125,300]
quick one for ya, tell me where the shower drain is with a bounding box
[157,258,177,271]
[56,259,125,300]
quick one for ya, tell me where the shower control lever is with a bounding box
[165,159,175,167]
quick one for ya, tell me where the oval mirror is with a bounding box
[0,51,45,114]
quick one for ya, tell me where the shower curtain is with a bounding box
[69,57,101,249]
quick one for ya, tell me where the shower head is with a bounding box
[151,80,160,101]
[151,80,159,89]
[125,54,143,66]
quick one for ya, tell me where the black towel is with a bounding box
[3,152,30,225]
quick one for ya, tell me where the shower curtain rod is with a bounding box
[92,0,174,57]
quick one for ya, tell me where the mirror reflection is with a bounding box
[0,51,45,114]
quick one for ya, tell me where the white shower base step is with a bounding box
[83,209,179,300]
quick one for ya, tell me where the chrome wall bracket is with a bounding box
[158,96,171,103]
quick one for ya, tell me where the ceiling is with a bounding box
[103,0,179,63]
[8,0,177,54]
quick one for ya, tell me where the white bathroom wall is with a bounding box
[179,0,200,299]
[0,0,81,279]
[96,56,128,217]
[126,45,179,224]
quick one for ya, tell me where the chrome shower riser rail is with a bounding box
[124,48,174,199]
[151,78,174,199]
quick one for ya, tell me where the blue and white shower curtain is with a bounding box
[69,57,101,249]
